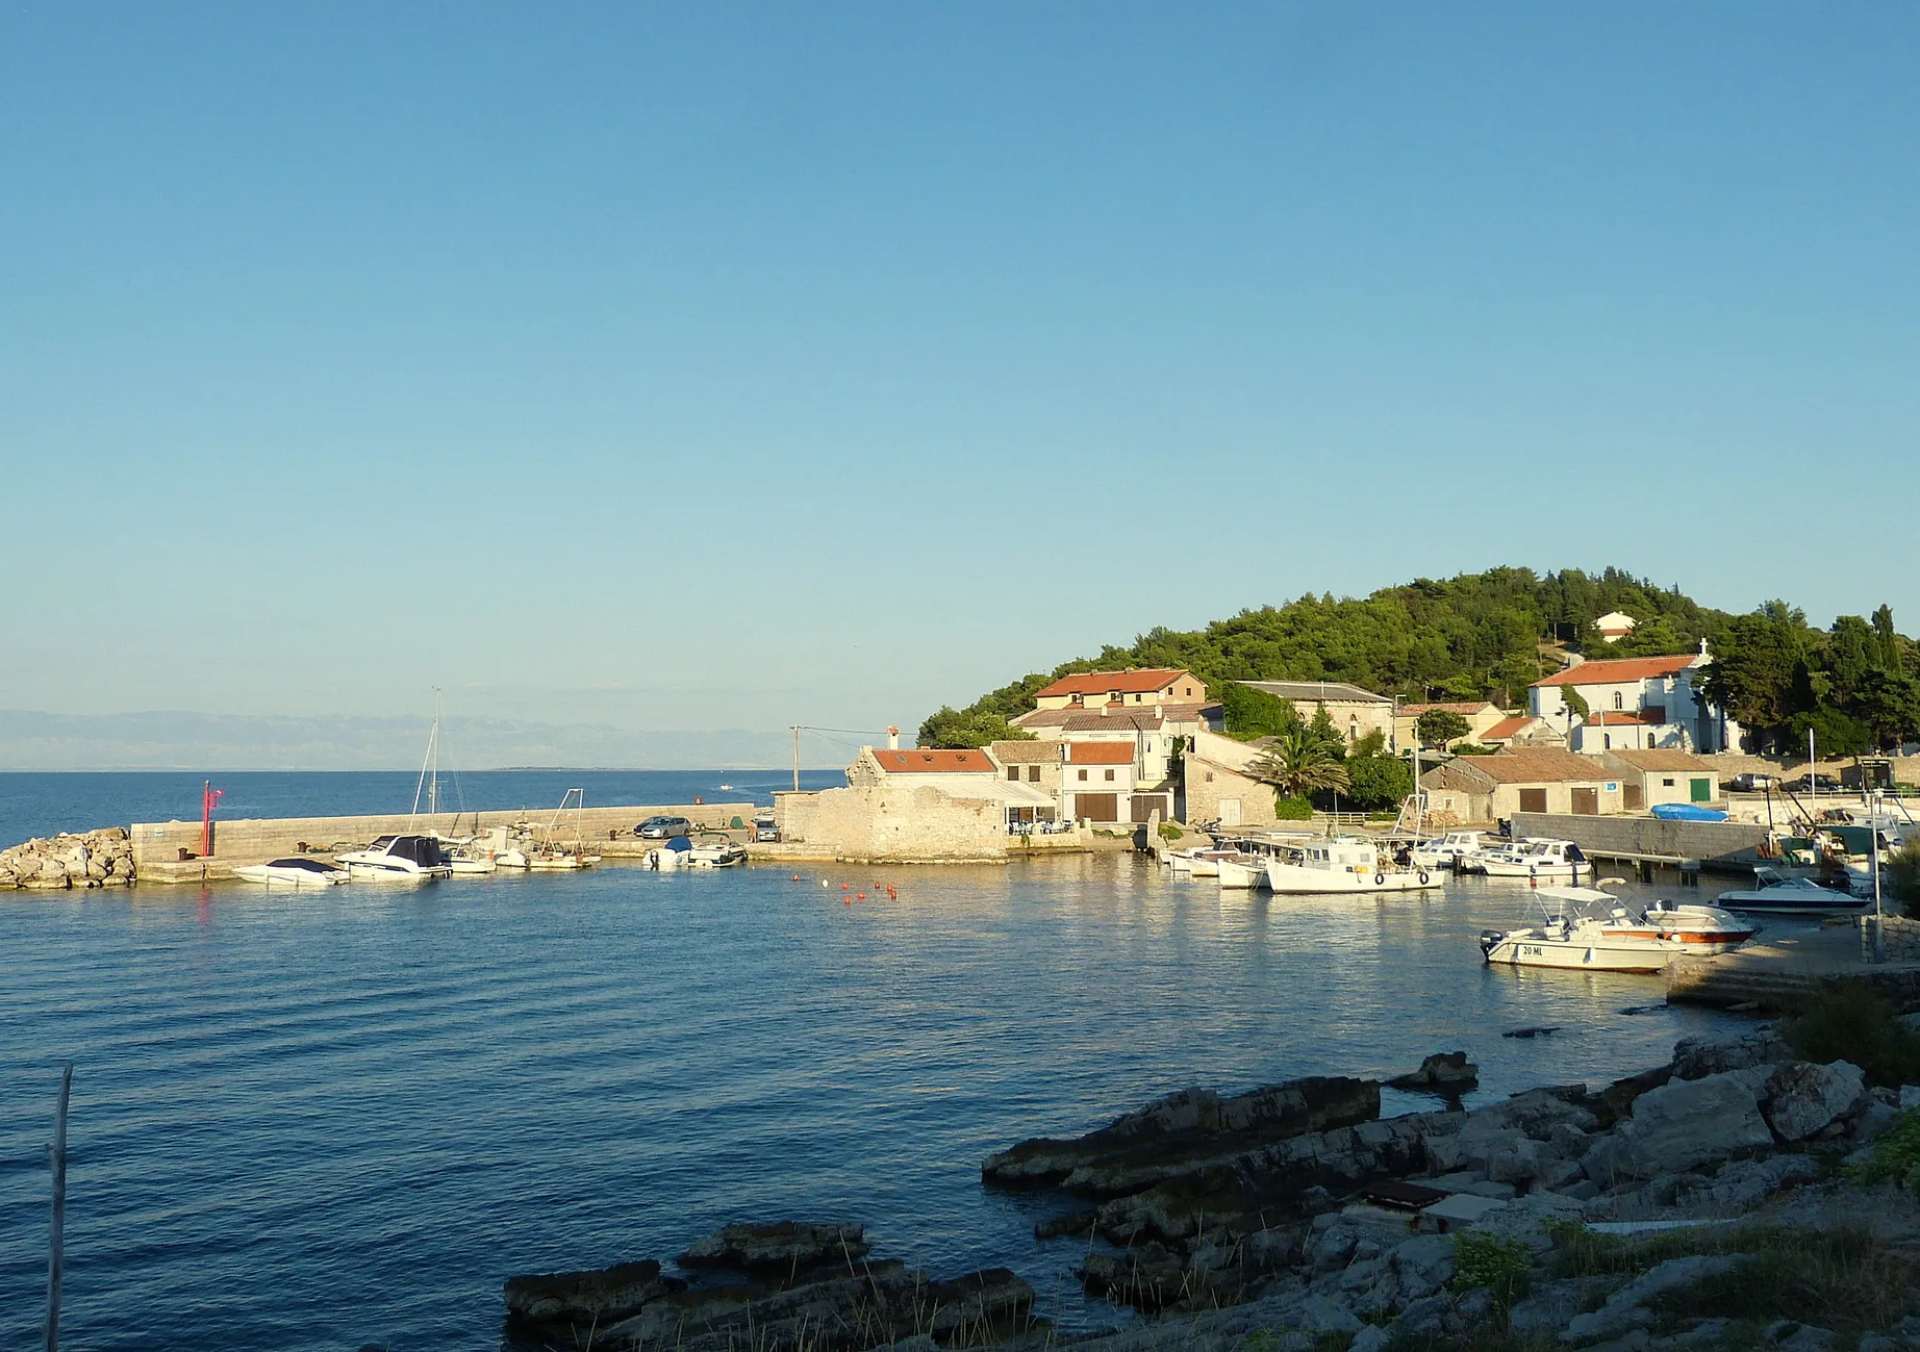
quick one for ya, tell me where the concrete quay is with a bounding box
[131,801,756,883]
[1666,916,1920,1012]
[1509,810,1769,876]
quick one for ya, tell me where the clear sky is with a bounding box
[3,4,1915,744]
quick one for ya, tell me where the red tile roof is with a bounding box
[1036,669,1194,698]
[1441,749,1609,784]
[1481,716,1534,741]
[1587,711,1653,726]
[1532,656,1697,687]
[870,749,995,774]
[1606,749,1715,772]
[1066,741,1137,765]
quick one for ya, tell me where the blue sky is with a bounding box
[3,4,1915,746]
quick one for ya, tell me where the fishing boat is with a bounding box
[1480,838,1591,881]
[232,857,349,887]
[1714,866,1866,915]
[526,788,599,869]
[1265,838,1442,895]
[1480,886,1756,972]
[1166,845,1241,876]
[684,837,748,869]
[336,835,452,881]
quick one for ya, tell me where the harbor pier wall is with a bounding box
[1508,812,1768,873]
[131,802,755,881]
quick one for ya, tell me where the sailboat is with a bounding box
[527,788,602,870]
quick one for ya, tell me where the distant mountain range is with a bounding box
[0,711,822,771]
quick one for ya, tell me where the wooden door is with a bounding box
[1131,795,1169,824]
[1624,784,1645,810]
[1074,793,1119,822]
[1571,787,1599,815]
[1518,788,1548,814]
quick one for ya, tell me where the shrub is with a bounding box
[1158,822,1182,842]
[1450,1230,1532,1310]
[1885,839,1920,917]
[1849,1108,1920,1192]
[1786,979,1920,1088]
[1273,794,1314,821]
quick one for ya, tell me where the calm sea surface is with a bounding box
[0,773,1759,1351]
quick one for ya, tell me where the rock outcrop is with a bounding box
[504,1226,1036,1352]
[0,828,134,890]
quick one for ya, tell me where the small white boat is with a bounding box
[527,848,598,871]
[336,835,452,881]
[1481,887,1756,972]
[1714,866,1866,915]
[1408,830,1488,870]
[1265,838,1442,895]
[232,857,349,887]
[1480,838,1590,881]
[683,837,747,869]
[1166,846,1240,876]
[1215,853,1270,889]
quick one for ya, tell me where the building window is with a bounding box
[1613,691,1624,710]
[1104,769,1115,781]
[1604,734,1611,749]
[1662,777,1675,787]
[1134,693,1143,703]
[1077,769,1087,782]
[1027,766,1040,782]
[1108,691,1120,703]
[1205,771,1214,783]
[1007,767,1019,782]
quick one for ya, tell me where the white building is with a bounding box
[1594,611,1637,642]
[1528,647,1740,754]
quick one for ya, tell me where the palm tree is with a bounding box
[1247,723,1350,802]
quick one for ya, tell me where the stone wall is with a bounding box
[1509,811,1768,870]
[1861,914,1920,962]
[775,784,1017,862]
[129,802,754,874]
[1,828,135,889]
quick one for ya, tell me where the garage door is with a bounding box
[1690,777,1713,803]
[1519,789,1548,814]
[1131,794,1169,824]
[1074,793,1119,822]
[1571,788,1598,815]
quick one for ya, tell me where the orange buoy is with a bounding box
[791,874,801,881]
[856,892,867,900]
[886,886,897,899]
[843,896,851,905]
[842,882,851,890]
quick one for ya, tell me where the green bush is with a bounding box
[1158,822,1183,842]
[1849,1108,1920,1192]
[1273,794,1314,821]
[1450,1230,1532,1309]
[1884,839,1920,917]
[1786,979,1920,1088]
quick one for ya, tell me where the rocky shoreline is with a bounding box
[0,827,134,889]
[499,1029,1920,1352]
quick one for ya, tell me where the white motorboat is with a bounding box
[432,835,499,875]
[1167,846,1240,876]
[337,835,452,881]
[1408,830,1488,870]
[1481,887,1757,972]
[232,857,349,887]
[527,847,599,871]
[1480,838,1591,881]
[1462,840,1528,873]
[1714,866,1867,915]
[1265,838,1442,895]
[684,838,748,869]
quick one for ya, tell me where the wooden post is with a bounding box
[47,1063,72,1352]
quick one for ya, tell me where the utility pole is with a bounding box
[791,726,800,793]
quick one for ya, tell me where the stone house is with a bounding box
[1032,668,1209,712]
[1600,749,1722,811]
[779,744,1058,859]
[1181,730,1280,830]
[1393,701,1508,749]
[990,740,1063,823]
[1238,680,1394,747]
[1529,650,1741,754]
[1478,715,1564,750]
[1420,749,1623,823]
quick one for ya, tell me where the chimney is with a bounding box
[886,726,900,750]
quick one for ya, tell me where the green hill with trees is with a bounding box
[918,566,1920,756]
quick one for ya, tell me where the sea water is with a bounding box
[0,775,1750,1351]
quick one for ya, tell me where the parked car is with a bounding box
[635,815,695,839]
[751,815,781,843]
[1727,772,1775,793]
[1787,774,1843,793]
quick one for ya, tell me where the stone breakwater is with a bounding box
[499,1032,1920,1352]
[0,827,134,889]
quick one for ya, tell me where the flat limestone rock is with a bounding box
[679,1221,869,1272]
[503,1258,681,1337]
